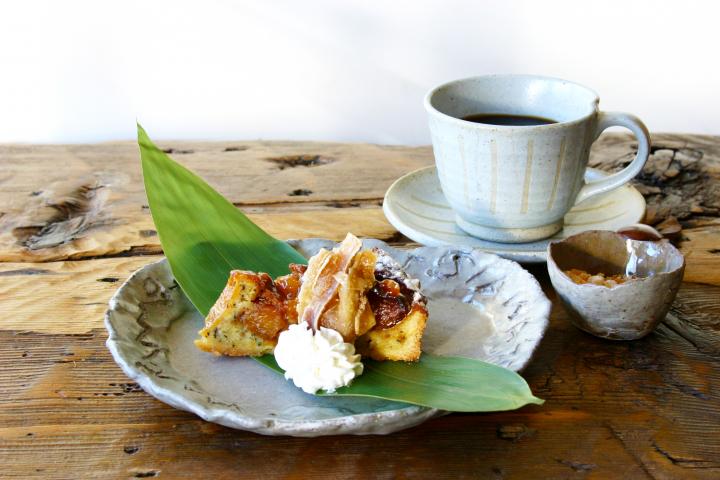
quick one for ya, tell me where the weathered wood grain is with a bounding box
[1,136,719,479]
[588,133,720,285]
[1,282,718,479]
[1,134,718,284]
[0,205,405,262]
[0,141,429,262]
[0,256,161,334]
[588,133,720,224]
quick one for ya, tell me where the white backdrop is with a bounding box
[1,0,718,144]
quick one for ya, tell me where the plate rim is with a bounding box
[105,240,550,436]
[383,165,646,263]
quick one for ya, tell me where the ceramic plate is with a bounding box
[384,166,646,263]
[105,239,550,437]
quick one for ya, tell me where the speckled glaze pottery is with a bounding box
[425,75,651,243]
[105,239,550,437]
[547,230,685,340]
[383,166,646,263]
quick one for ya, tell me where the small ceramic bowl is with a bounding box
[547,230,685,340]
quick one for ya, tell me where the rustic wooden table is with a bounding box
[1,133,718,479]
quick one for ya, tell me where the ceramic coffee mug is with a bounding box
[425,75,650,243]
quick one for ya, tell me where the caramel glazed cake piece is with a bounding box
[195,263,306,356]
[194,270,291,356]
[195,234,428,362]
[356,248,427,361]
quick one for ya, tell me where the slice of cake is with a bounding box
[194,270,288,356]
[195,234,428,362]
[355,248,428,362]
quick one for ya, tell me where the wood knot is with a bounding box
[288,189,313,197]
[13,181,110,250]
[497,423,536,442]
[109,382,143,393]
[97,277,119,283]
[637,146,704,187]
[161,148,193,154]
[266,154,334,170]
[132,471,159,478]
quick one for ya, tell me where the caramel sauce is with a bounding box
[367,278,411,329]
[274,264,306,324]
[243,273,287,340]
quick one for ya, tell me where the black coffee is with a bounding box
[461,113,557,126]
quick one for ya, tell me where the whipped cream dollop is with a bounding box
[274,323,364,394]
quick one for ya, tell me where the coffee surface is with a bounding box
[461,113,557,126]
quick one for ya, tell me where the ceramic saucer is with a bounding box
[383,166,646,263]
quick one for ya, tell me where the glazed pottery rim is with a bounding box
[424,74,600,131]
[382,165,647,263]
[547,229,686,288]
[104,239,552,436]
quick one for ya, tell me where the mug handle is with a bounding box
[575,111,651,204]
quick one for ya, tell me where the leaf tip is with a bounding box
[136,123,165,161]
[137,122,150,146]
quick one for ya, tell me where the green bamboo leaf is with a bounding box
[255,354,543,411]
[139,123,306,315]
[138,123,543,412]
